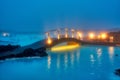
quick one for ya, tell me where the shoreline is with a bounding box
[0,40,120,60]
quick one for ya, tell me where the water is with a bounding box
[0,33,44,46]
[0,45,120,80]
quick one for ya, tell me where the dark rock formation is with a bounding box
[35,47,48,57]
[0,44,20,53]
[115,54,118,56]
[0,47,48,60]
[18,48,36,57]
[115,69,120,76]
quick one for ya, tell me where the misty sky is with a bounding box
[0,0,120,32]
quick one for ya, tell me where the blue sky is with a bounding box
[0,0,120,32]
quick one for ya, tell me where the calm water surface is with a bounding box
[0,45,120,80]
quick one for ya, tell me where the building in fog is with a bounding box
[108,31,120,43]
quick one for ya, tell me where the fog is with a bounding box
[0,0,120,33]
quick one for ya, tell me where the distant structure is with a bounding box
[45,28,120,46]
[108,31,120,43]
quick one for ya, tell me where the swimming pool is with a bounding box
[0,45,120,80]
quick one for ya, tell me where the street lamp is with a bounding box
[88,32,95,39]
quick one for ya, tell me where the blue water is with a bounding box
[0,45,120,80]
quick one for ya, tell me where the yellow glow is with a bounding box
[51,44,79,52]
[89,33,95,39]
[47,38,52,44]
[97,35,101,39]
[108,46,114,59]
[65,34,68,38]
[109,36,114,42]
[65,28,68,38]
[72,35,74,38]
[101,33,107,39]
[77,32,82,38]
[57,34,60,39]
[71,29,75,38]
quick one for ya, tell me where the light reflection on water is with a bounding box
[70,52,74,67]
[47,55,51,69]
[0,46,120,80]
[57,54,60,69]
[76,49,80,63]
[109,46,114,60]
[64,53,68,69]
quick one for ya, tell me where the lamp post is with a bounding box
[46,32,52,44]
[57,30,60,39]
[77,32,82,40]
[65,28,68,38]
[71,29,75,38]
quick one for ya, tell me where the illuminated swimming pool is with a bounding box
[0,45,120,80]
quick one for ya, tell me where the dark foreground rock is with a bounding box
[35,47,48,57]
[115,69,120,76]
[115,54,119,56]
[0,44,20,53]
[0,47,48,60]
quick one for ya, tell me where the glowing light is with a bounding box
[47,38,52,44]
[51,44,79,52]
[71,29,75,38]
[57,34,60,39]
[57,30,61,39]
[90,54,95,64]
[97,35,101,39]
[2,32,10,37]
[65,28,68,38]
[88,32,95,39]
[57,55,60,69]
[77,32,82,39]
[47,55,51,69]
[97,48,102,58]
[101,33,107,39]
[109,36,114,42]
[108,46,114,60]
[64,53,68,68]
[65,34,68,38]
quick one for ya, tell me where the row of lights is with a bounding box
[46,29,108,44]
[88,32,107,40]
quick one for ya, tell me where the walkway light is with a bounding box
[101,33,107,39]
[57,30,61,39]
[88,32,95,39]
[57,34,60,39]
[97,35,101,39]
[77,32,82,39]
[65,28,68,38]
[46,32,52,44]
[71,29,75,38]
[47,38,52,44]
[109,36,113,42]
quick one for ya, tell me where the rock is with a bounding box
[0,44,20,53]
[115,54,118,56]
[0,47,48,60]
[16,48,36,57]
[0,54,16,60]
[115,69,120,76]
[38,51,48,57]
[35,47,48,57]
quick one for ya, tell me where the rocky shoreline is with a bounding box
[0,44,20,53]
[0,45,48,60]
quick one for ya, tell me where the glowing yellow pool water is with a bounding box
[51,44,80,52]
